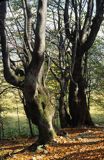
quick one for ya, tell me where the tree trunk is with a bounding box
[69,55,94,127]
[22,0,56,145]
[28,118,34,137]
[64,0,104,128]
[59,92,70,128]
[23,61,56,144]
[23,90,56,144]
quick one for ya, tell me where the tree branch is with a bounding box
[81,0,94,43]
[0,1,23,88]
[81,0,104,53]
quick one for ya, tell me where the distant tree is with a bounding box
[47,0,71,128]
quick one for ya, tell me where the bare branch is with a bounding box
[0,1,23,88]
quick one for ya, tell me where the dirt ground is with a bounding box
[0,127,104,160]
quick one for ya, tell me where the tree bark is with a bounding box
[23,69,56,144]
[59,93,69,128]
[69,55,94,127]
[59,80,71,128]
[23,0,56,144]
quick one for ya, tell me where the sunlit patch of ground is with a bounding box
[0,127,104,160]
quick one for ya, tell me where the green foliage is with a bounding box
[10,0,22,11]
[88,36,104,92]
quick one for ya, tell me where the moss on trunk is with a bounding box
[23,85,56,144]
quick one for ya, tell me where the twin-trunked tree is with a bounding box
[64,0,104,126]
[0,0,55,144]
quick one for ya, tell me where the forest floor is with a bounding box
[0,127,104,160]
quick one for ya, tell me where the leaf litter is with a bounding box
[0,127,104,160]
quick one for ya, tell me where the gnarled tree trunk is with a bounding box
[23,61,56,144]
[0,0,56,145]
[23,0,56,144]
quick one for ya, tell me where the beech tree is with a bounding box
[64,0,104,126]
[0,0,56,145]
[47,0,71,128]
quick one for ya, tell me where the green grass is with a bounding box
[1,109,38,139]
[90,91,104,126]
[0,91,104,139]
